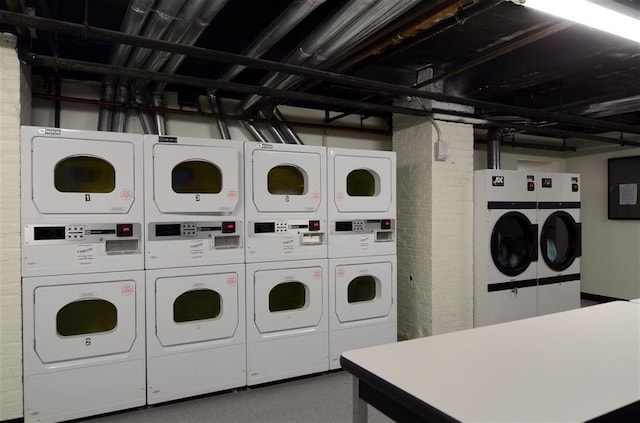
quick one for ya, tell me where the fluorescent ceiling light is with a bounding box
[512,0,640,44]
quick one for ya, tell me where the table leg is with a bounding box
[352,375,368,423]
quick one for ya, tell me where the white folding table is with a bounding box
[341,301,640,422]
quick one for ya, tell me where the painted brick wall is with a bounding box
[393,115,473,339]
[0,32,28,420]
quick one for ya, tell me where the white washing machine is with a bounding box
[21,126,144,277]
[474,170,539,327]
[145,264,245,404]
[144,135,244,269]
[327,148,396,258]
[245,259,328,385]
[244,143,327,263]
[630,299,640,304]
[537,172,581,315]
[328,255,397,370]
[22,271,145,422]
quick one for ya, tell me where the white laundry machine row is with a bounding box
[244,142,327,263]
[474,170,539,327]
[328,255,397,370]
[537,172,581,315]
[145,264,246,404]
[245,259,329,385]
[21,127,144,277]
[22,271,146,422]
[327,148,396,258]
[144,135,244,269]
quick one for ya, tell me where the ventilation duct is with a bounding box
[98,0,154,131]
[209,0,325,140]
[486,128,504,170]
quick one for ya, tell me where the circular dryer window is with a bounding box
[540,211,579,272]
[491,211,536,277]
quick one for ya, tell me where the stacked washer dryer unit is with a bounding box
[21,127,146,422]
[244,142,328,385]
[536,172,581,315]
[474,170,539,327]
[327,148,397,370]
[144,135,245,404]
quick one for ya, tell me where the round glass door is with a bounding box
[540,211,579,271]
[491,211,536,277]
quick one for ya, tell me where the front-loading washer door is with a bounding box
[251,150,322,213]
[31,137,136,214]
[154,272,239,347]
[333,155,392,213]
[152,144,240,214]
[253,266,324,333]
[491,211,538,277]
[335,261,393,323]
[33,281,137,363]
[540,211,581,272]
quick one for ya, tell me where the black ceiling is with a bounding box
[2,0,640,147]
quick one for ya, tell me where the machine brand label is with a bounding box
[158,136,177,143]
[282,237,294,251]
[192,282,205,288]
[79,291,96,298]
[257,143,273,149]
[542,178,553,188]
[359,269,369,274]
[359,236,370,249]
[492,176,504,186]
[38,128,61,136]
[121,283,134,295]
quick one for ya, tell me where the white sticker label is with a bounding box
[121,283,135,295]
[226,275,237,286]
[76,245,94,264]
[359,236,370,250]
[190,240,204,258]
[283,237,295,251]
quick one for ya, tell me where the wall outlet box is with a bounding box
[435,140,449,161]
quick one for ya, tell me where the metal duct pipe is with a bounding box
[151,0,230,95]
[207,92,231,139]
[274,108,304,144]
[99,0,154,131]
[112,0,185,132]
[213,0,324,141]
[240,119,269,143]
[242,0,423,116]
[97,76,115,131]
[134,90,158,134]
[112,83,130,133]
[130,0,217,93]
[152,91,166,135]
[486,128,504,170]
[239,0,380,115]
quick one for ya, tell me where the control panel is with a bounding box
[25,223,142,254]
[250,219,324,245]
[148,221,240,249]
[332,219,395,241]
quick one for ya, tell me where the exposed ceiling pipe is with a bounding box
[241,0,422,116]
[274,108,304,145]
[486,127,505,169]
[207,93,231,139]
[239,119,269,143]
[112,0,185,132]
[133,90,158,134]
[98,0,154,131]
[146,0,230,135]
[210,0,326,140]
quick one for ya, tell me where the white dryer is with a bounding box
[244,143,327,263]
[22,271,145,422]
[474,170,538,327]
[145,264,245,404]
[21,126,144,276]
[144,135,244,269]
[537,172,581,315]
[328,255,397,370]
[245,259,328,385]
[327,148,396,258]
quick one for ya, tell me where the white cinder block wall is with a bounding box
[394,116,474,339]
[0,33,30,421]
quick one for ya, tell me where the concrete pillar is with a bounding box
[0,32,30,420]
[393,99,474,339]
